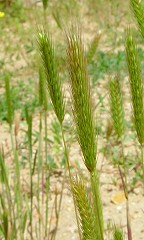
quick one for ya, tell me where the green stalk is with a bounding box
[43,9,46,27]
[60,125,82,240]
[25,109,33,239]
[0,151,16,239]
[90,169,104,240]
[44,94,50,239]
[5,74,23,239]
[37,109,43,240]
[120,141,132,240]
[45,155,50,238]
[141,144,144,188]
[39,66,50,238]
[52,167,67,240]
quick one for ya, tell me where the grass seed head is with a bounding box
[87,32,101,64]
[72,176,97,240]
[109,75,124,139]
[131,0,144,40]
[67,27,97,173]
[42,0,49,10]
[126,28,144,145]
[37,28,65,124]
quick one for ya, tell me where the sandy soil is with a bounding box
[0,121,144,240]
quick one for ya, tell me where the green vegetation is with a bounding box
[0,0,144,239]
[0,79,39,121]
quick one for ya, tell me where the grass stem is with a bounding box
[90,169,104,240]
[120,140,132,240]
[60,124,82,240]
[140,144,144,190]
